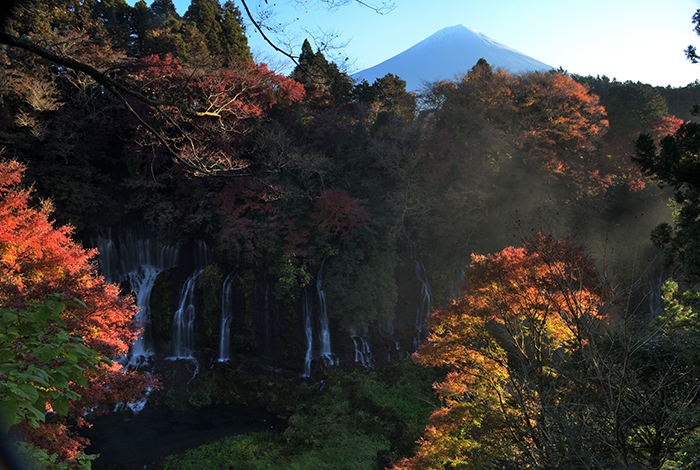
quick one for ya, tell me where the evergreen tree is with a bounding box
[150,0,177,17]
[290,39,352,104]
[184,0,251,65]
[185,0,224,55]
[220,1,252,63]
[128,0,155,55]
[635,122,700,279]
[573,76,669,143]
[92,0,133,51]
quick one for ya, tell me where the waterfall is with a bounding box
[171,269,203,359]
[449,260,466,300]
[126,266,160,364]
[195,240,214,269]
[350,328,373,368]
[648,271,665,317]
[92,229,179,365]
[93,229,179,285]
[413,261,432,351]
[219,273,235,361]
[114,387,153,415]
[316,267,334,366]
[170,240,212,359]
[300,266,335,376]
[302,291,314,377]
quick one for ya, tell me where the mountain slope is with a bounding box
[352,24,553,91]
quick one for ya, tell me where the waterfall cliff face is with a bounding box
[93,230,179,365]
[93,229,436,374]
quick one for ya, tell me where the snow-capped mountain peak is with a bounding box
[352,24,553,91]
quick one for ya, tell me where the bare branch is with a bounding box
[0,31,261,176]
[238,0,300,66]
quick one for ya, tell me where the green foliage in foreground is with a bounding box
[0,296,105,433]
[0,296,107,469]
[161,360,442,470]
[161,431,385,470]
[11,441,95,470]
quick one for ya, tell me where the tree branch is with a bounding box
[0,31,224,118]
[0,30,249,175]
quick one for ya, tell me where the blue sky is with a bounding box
[137,0,700,87]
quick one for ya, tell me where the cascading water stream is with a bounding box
[219,273,235,361]
[171,269,204,359]
[648,271,665,317]
[195,240,213,268]
[316,266,334,366]
[413,260,432,351]
[127,266,160,363]
[350,328,373,368]
[93,230,179,365]
[300,266,335,376]
[449,260,466,300]
[302,291,314,377]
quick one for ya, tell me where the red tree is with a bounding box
[0,160,158,460]
[125,56,306,175]
[394,234,610,469]
[310,189,371,241]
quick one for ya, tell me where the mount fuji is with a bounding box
[352,24,553,91]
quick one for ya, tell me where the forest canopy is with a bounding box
[1,0,699,468]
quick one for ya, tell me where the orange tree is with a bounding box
[394,233,700,469]
[393,234,611,469]
[0,160,158,464]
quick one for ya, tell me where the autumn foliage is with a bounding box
[423,66,651,197]
[310,189,371,241]
[0,160,157,460]
[394,234,610,469]
[125,55,305,174]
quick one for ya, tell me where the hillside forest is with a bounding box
[3,0,700,469]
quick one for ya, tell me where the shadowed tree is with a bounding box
[0,160,158,464]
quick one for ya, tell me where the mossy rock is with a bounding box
[151,268,177,353]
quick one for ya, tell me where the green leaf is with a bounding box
[31,395,46,415]
[1,311,18,325]
[0,350,15,363]
[17,384,39,403]
[48,372,69,390]
[73,372,88,387]
[51,395,69,416]
[23,404,46,426]
[0,399,18,432]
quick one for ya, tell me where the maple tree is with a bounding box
[510,71,610,186]
[395,233,700,469]
[422,64,648,197]
[122,53,305,175]
[0,0,302,178]
[310,188,370,241]
[393,234,611,469]
[0,160,158,463]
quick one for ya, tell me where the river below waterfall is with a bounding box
[81,404,285,470]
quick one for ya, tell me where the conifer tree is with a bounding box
[290,39,352,104]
